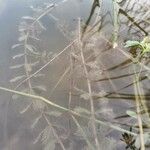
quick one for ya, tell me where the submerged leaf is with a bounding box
[32,100,45,111]
[26,44,39,55]
[126,110,137,119]
[33,85,47,92]
[10,75,26,83]
[24,63,32,72]
[124,40,140,48]
[12,53,25,59]
[33,74,45,77]
[30,61,40,67]
[74,107,91,115]
[42,126,54,144]
[135,134,150,149]
[44,139,56,150]
[10,64,24,69]
[18,35,27,41]
[37,20,46,30]
[20,103,32,114]
[22,16,35,20]
[46,111,62,117]
[12,94,20,100]
[31,115,42,129]
[80,93,90,100]
[11,44,22,49]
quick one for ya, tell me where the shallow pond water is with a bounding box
[0,0,150,150]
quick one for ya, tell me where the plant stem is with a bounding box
[0,86,137,136]
[15,39,77,89]
[78,18,100,149]
[43,114,66,150]
[133,66,145,150]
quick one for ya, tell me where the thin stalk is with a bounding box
[24,32,32,92]
[113,0,119,48]
[49,67,70,96]
[135,69,149,118]
[68,51,75,130]
[31,4,55,26]
[72,116,95,150]
[15,39,77,89]
[133,72,145,150]
[0,86,137,136]
[43,114,66,150]
[78,18,100,149]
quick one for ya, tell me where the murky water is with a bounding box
[0,0,150,150]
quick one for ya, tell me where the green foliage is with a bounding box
[126,110,137,119]
[125,37,150,55]
[124,41,140,48]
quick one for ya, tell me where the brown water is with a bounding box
[0,0,150,149]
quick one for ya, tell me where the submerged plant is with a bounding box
[121,127,137,150]
[121,108,150,149]
[0,0,150,150]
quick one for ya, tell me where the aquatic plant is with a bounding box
[0,0,150,150]
[125,37,150,55]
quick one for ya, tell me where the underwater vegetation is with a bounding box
[0,0,150,149]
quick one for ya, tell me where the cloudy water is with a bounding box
[0,0,150,150]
